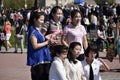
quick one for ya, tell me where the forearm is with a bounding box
[61,36,69,47]
[99,58,110,71]
[31,35,50,49]
[83,36,88,50]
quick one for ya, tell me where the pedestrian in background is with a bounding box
[27,10,52,80]
[4,21,12,49]
[114,17,120,63]
[14,20,24,53]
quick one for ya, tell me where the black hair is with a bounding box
[54,45,68,56]
[49,6,63,20]
[67,42,81,64]
[84,43,99,58]
[28,10,45,30]
[71,9,81,19]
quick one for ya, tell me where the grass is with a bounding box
[10,30,27,48]
[0,25,27,48]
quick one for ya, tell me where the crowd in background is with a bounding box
[0,2,120,80]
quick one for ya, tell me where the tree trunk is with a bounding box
[34,0,38,9]
[56,0,59,6]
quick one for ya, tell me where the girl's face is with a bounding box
[88,51,96,60]
[52,9,63,22]
[35,15,45,27]
[71,45,81,58]
[59,52,68,61]
[72,12,81,25]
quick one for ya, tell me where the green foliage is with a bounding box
[10,30,27,48]
[95,0,115,5]
[3,0,34,9]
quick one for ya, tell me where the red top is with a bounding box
[5,24,11,34]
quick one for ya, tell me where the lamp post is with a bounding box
[24,0,27,9]
[0,0,3,11]
[56,0,59,6]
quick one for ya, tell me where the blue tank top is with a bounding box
[27,26,51,66]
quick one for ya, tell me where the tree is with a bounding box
[0,0,3,10]
[3,0,34,9]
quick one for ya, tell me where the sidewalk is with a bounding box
[0,47,120,80]
[0,47,27,53]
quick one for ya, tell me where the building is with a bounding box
[37,0,96,8]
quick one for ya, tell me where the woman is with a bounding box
[49,45,69,80]
[45,6,63,58]
[4,21,12,49]
[62,9,88,61]
[45,6,63,44]
[65,42,87,80]
[27,11,52,80]
[82,43,110,80]
[96,25,109,52]
[106,26,114,46]
[114,17,120,63]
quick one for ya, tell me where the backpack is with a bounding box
[0,30,6,41]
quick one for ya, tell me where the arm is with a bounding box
[97,30,105,40]
[83,35,88,50]
[61,35,69,47]
[30,35,50,49]
[98,58,110,71]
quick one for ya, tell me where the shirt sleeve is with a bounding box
[81,25,87,35]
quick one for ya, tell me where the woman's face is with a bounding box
[52,9,63,22]
[71,45,81,58]
[59,52,68,61]
[72,12,81,25]
[35,15,45,27]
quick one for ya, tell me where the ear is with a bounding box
[52,13,55,17]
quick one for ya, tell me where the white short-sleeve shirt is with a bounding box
[63,23,87,54]
[82,59,103,80]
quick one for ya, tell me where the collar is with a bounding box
[54,57,63,64]
[50,19,61,26]
[35,27,40,31]
[71,22,81,28]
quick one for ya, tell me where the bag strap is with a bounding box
[18,25,24,35]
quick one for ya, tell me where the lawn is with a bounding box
[10,29,27,48]
[0,25,27,48]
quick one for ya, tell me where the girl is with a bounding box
[4,21,12,49]
[62,9,88,61]
[65,42,87,80]
[45,6,63,58]
[49,45,69,80]
[27,11,53,80]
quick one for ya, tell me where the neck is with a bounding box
[86,58,93,65]
[72,22,80,28]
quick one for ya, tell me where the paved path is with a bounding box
[0,48,120,80]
